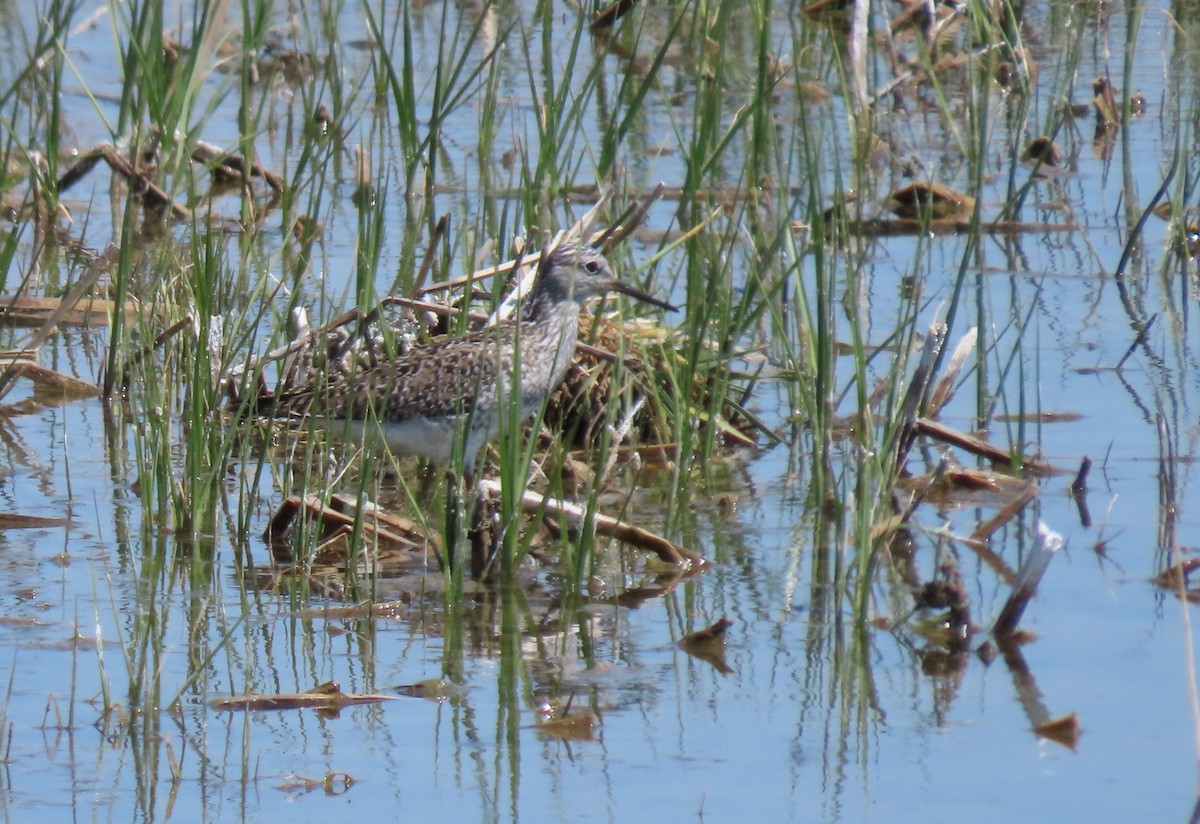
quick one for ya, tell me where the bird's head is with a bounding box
[532,240,676,311]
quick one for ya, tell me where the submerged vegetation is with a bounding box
[0,0,1196,819]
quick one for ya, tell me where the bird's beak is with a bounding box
[612,281,678,312]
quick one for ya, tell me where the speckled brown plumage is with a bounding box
[272,240,673,465]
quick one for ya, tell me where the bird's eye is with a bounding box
[585,260,601,274]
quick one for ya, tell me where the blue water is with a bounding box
[0,1,1197,822]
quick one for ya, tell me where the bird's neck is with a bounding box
[521,290,578,324]
[515,294,582,391]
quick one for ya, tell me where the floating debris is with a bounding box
[191,139,285,192]
[275,771,356,796]
[264,493,436,570]
[886,182,975,221]
[0,512,70,529]
[914,418,1056,475]
[395,679,463,702]
[1022,135,1061,167]
[1152,558,1200,602]
[210,681,403,716]
[1093,76,1120,130]
[590,0,639,31]
[535,692,598,741]
[679,617,733,655]
[536,711,599,741]
[477,479,710,571]
[1033,712,1081,750]
[679,617,734,673]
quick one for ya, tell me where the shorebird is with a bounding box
[271,239,676,466]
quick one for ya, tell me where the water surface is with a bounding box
[0,1,1197,822]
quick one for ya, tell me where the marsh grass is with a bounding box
[89,1,931,541]
[0,0,1101,807]
[72,0,994,594]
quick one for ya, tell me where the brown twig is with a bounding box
[969,482,1040,549]
[477,479,708,570]
[914,417,1057,475]
[1070,456,1092,528]
[191,139,285,192]
[596,182,666,252]
[100,149,191,220]
[411,214,451,296]
[56,147,106,193]
[264,493,433,557]
[120,316,191,390]
[1115,314,1154,372]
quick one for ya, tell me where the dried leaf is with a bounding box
[1093,77,1120,128]
[1152,558,1200,601]
[925,327,977,415]
[679,617,734,672]
[1033,712,1081,749]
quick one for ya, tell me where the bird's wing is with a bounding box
[291,327,512,423]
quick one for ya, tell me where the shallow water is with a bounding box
[0,1,1198,822]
